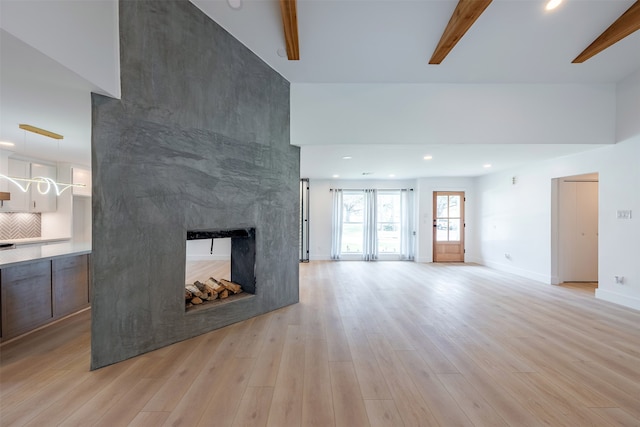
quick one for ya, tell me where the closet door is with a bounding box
[559,181,598,282]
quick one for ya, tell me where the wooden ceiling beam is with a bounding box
[573,0,640,63]
[429,0,492,64]
[279,0,300,60]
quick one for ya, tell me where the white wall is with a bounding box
[475,138,640,310]
[596,138,640,309]
[291,84,616,146]
[308,180,332,260]
[0,150,9,194]
[72,196,92,243]
[0,0,120,98]
[616,68,640,142]
[307,177,476,262]
[186,238,231,261]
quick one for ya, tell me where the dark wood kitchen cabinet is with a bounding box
[0,254,90,342]
[53,255,90,318]
[1,260,53,340]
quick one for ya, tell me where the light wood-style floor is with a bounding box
[1,261,639,426]
[560,282,598,294]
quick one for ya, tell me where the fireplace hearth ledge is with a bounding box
[185,292,255,314]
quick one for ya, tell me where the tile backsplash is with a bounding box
[0,213,42,240]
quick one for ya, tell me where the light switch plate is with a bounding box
[616,210,632,219]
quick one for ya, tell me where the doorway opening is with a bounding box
[552,173,599,294]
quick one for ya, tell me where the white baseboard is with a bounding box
[595,289,640,311]
[473,258,551,284]
[186,255,230,262]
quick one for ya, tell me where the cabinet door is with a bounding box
[6,159,30,212]
[30,163,57,212]
[53,255,89,318]
[72,167,92,197]
[1,260,53,340]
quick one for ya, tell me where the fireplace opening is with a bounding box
[185,228,256,312]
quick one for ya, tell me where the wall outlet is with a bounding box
[614,275,625,284]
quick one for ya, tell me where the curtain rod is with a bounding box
[330,188,413,192]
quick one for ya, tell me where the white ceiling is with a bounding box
[0,30,95,167]
[1,0,639,177]
[193,0,640,84]
[193,0,638,179]
[300,143,606,180]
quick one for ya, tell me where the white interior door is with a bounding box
[559,180,598,282]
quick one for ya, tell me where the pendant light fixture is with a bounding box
[0,124,86,196]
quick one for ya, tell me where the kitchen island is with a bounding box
[0,243,91,342]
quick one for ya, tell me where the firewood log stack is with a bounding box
[185,277,243,308]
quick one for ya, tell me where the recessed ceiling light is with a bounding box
[389,174,395,178]
[227,0,242,9]
[483,164,492,168]
[423,155,433,160]
[277,48,287,58]
[0,141,15,147]
[545,0,562,11]
[342,156,352,160]
[332,174,339,178]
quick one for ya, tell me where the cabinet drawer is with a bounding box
[1,261,52,339]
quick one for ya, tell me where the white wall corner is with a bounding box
[616,68,640,142]
[465,255,483,265]
[480,259,552,285]
[0,0,121,98]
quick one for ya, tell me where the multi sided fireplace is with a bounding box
[185,228,256,311]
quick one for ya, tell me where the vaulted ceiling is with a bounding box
[274,0,640,66]
[1,1,639,178]
[193,0,640,84]
[191,0,640,179]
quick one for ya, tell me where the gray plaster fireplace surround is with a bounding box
[90,0,299,369]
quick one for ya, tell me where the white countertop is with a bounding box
[0,242,91,268]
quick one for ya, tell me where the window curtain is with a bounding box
[362,189,378,261]
[330,189,343,260]
[400,189,415,260]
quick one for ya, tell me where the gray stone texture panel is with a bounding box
[91,0,299,369]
